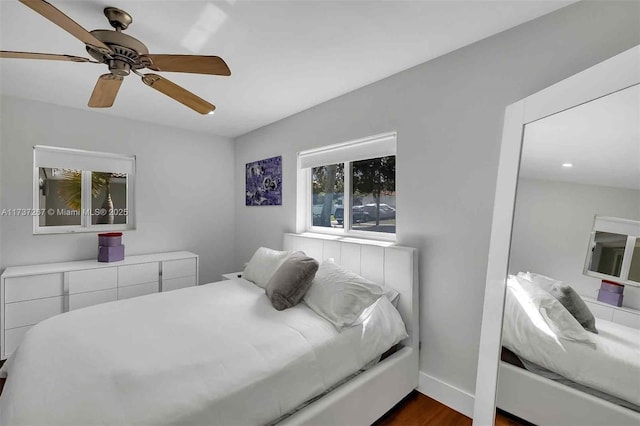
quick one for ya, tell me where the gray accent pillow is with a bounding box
[519,272,598,334]
[555,285,599,334]
[266,252,319,311]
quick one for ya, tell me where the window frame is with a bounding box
[33,146,136,235]
[298,132,396,241]
[583,216,640,286]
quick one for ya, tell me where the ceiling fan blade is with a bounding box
[88,74,123,108]
[141,54,231,76]
[1,50,95,62]
[141,74,215,114]
[19,0,112,55]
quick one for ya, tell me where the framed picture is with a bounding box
[245,156,282,206]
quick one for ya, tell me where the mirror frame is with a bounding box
[472,45,640,426]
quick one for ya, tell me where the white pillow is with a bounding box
[505,275,593,344]
[351,296,408,365]
[303,259,394,330]
[243,247,291,288]
[517,271,556,291]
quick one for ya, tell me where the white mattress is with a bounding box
[504,314,640,407]
[0,278,393,425]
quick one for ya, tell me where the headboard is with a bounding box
[283,233,419,354]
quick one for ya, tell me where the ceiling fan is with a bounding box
[0,0,231,114]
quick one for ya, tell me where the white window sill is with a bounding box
[299,232,395,247]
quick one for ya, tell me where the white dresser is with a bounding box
[1,251,198,359]
[582,297,640,329]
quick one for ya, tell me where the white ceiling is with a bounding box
[520,84,640,190]
[0,0,575,138]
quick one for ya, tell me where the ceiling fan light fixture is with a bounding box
[108,59,131,77]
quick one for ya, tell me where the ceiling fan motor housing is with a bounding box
[86,30,149,76]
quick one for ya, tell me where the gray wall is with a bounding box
[0,96,236,284]
[510,178,640,309]
[233,1,640,399]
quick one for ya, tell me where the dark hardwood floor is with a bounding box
[374,391,527,426]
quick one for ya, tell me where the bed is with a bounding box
[0,233,419,425]
[497,275,640,425]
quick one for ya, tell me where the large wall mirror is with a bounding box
[474,45,640,426]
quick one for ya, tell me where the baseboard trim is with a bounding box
[417,371,475,418]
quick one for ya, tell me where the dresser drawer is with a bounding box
[4,273,64,303]
[69,288,117,311]
[68,268,117,294]
[5,296,64,329]
[4,325,32,357]
[612,309,640,329]
[163,275,196,292]
[163,258,196,280]
[118,282,158,300]
[118,263,159,287]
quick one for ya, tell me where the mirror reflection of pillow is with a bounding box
[507,276,594,345]
[517,272,598,334]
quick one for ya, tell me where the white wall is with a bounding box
[510,178,640,309]
[0,96,236,284]
[232,1,640,410]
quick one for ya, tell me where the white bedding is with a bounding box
[503,278,640,407]
[0,278,402,425]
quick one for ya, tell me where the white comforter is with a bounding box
[0,278,394,425]
[503,283,640,407]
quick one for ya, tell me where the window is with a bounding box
[33,146,135,234]
[299,132,396,238]
[584,216,640,286]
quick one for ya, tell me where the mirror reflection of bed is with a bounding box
[498,83,640,422]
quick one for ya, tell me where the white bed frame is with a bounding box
[497,362,640,426]
[473,45,640,426]
[278,233,419,426]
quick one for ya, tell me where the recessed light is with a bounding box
[207,110,215,115]
[562,163,573,168]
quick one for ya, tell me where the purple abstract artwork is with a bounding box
[245,156,282,206]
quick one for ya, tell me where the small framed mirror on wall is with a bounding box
[473,45,640,426]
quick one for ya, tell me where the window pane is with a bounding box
[39,168,82,226]
[91,172,128,225]
[628,239,640,282]
[351,155,396,234]
[311,163,344,228]
[588,231,627,277]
